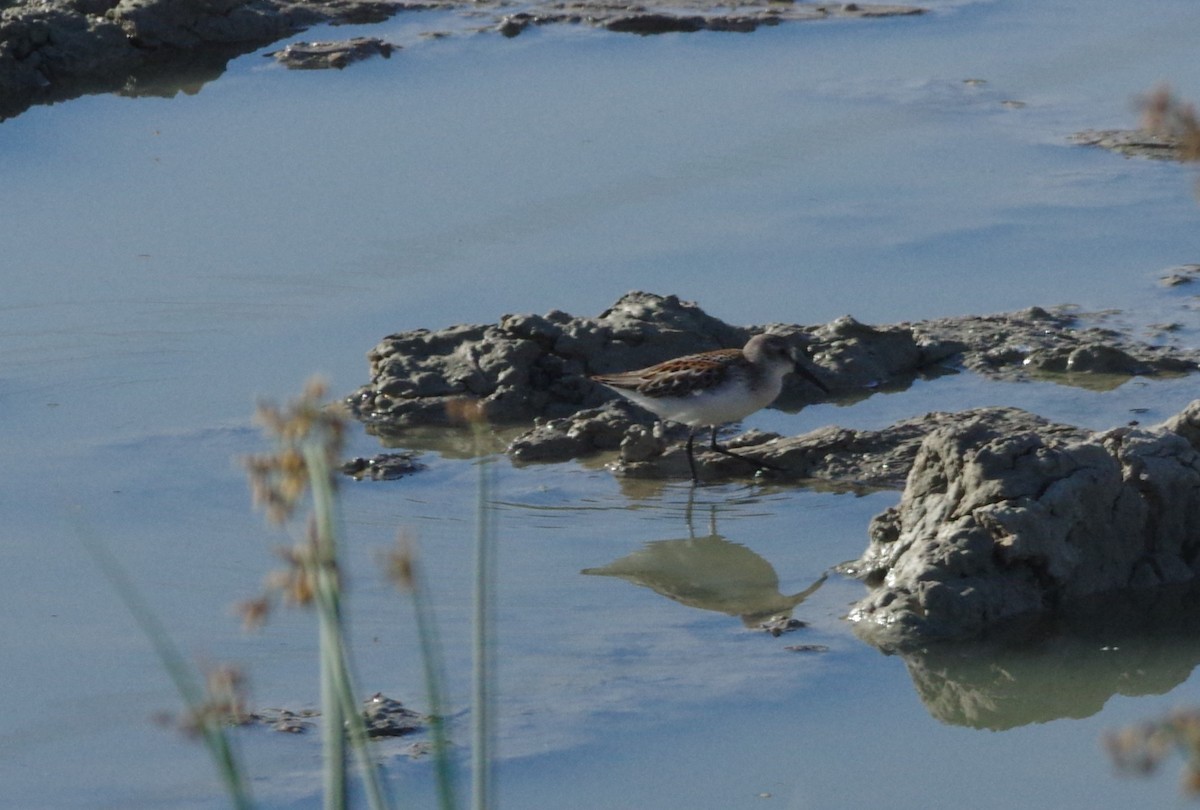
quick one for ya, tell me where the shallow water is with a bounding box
[4,0,1200,807]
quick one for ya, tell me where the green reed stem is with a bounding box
[77,525,253,810]
[471,430,496,810]
[304,445,390,810]
[306,444,347,810]
[318,610,346,809]
[404,539,459,810]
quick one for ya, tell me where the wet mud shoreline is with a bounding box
[346,290,1197,479]
[11,0,1199,663]
[345,291,1200,645]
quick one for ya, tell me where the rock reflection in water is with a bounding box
[864,584,1200,730]
[582,504,826,628]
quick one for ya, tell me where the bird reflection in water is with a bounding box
[582,500,826,629]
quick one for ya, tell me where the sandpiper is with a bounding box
[591,333,829,482]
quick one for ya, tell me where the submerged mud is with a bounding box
[1070,129,1198,162]
[0,0,922,119]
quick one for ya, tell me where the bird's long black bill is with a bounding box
[792,361,829,394]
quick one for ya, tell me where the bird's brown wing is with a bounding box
[594,349,742,398]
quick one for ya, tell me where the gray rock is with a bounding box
[268,36,395,69]
[508,400,652,464]
[360,692,423,738]
[845,401,1200,646]
[340,451,423,480]
[810,314,930,388]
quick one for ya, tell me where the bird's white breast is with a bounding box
[617,370,786,428]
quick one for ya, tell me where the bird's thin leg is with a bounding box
[685,429,699,483]
[708,425,783,472]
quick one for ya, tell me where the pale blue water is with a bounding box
[3,0,1200,806]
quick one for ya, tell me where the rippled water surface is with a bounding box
[4,0,1200,807]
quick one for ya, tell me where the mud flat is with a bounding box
[0,0,923,119]
[1071,129,1192,161]
[346,291,1197,484]
[346,291,1200,645]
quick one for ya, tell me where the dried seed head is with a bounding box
[244,377,348,525]
[1141,83,1172,132]
[236,596,272,631]
[176,663,252,737]
[1138,84,1200,162]
[385,532,419,590]
[303,377,328,402]
[1184,766,1200,796]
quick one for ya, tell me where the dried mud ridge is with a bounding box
[0,0,922,120]
[347,290,1200,644]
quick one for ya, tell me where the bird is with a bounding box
[590,333,829,482]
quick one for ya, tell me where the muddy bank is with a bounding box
[346,291,1197,481]
[844,400,1200,647]
[0,0,923,120]
[490,1,922,38]
[0,0,403,119]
